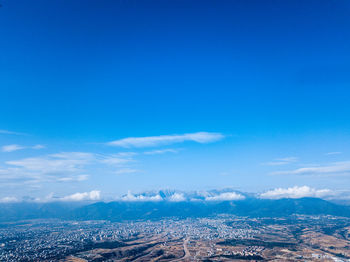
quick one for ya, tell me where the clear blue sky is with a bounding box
[1,0,350,201]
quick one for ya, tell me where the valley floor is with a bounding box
[1,215,350,261]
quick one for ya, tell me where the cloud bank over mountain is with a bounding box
[204,192,245,201]
[0,186,343,204]
[115,187,337,203]
[259,186,333,199]
[60,190,101,202]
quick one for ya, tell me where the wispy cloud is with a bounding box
[107,132,224,148]
[0,151,137,186]
[144,148,179,155]
[2,144,25,152]
[100,155,133,166]
[32,144,45,150]
[264,157,298,166]
[325,152,342,156]
[57,174,89,182]
[272,161,350,176]
[0,129,27,136]
[1,144,45,152]
[260,186,332,199]
[0,152,96,185]
[115,168,139,175]
[6,152,94,173]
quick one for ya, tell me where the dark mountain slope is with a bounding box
[70,197,350,221]
[1,197,350,222]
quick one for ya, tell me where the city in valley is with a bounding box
[1,215,350,261]
[1,1,350,262]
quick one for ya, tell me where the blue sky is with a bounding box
[1,0,350,201]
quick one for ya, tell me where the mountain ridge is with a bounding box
[1,197,350,222]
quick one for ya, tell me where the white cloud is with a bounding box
[50,152,95,160]
[0,196,19,203]
[272,161,350,176]
[60,190,101,202]
[144,148,179,155]
[2,144,25,152]
[205,192,245,201]
[169,193,186,202]
[264,157,298,166]
[121,191,163,202]
[107,132,224,148]
[260,186,332,199]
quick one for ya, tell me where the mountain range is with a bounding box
[1,190,350,222]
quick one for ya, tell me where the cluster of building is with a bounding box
[2,215,348,261]
[0,216,259,261]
